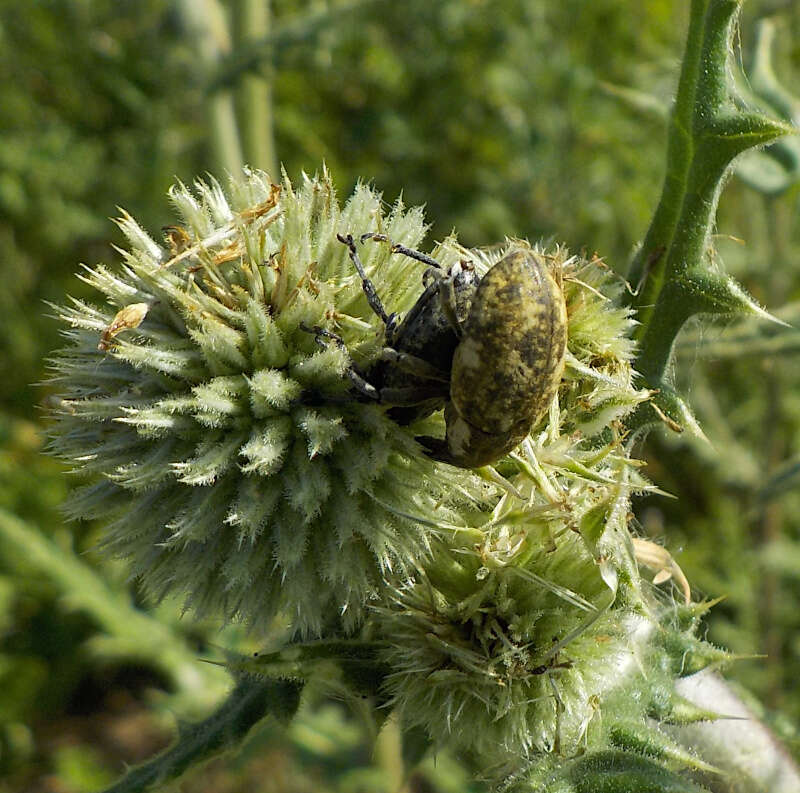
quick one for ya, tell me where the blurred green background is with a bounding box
[1,1,799,790]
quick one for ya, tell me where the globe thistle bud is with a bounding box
[375,250,667,760]
[47,168,488,636]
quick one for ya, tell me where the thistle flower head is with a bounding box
[47,167,721,776]
[47,168,489,636]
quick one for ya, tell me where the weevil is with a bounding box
[333,233,568,468]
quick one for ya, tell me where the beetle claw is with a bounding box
[415,435,451,463]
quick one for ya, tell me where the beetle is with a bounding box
[334,233,568,469]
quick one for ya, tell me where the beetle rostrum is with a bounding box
[336,234,568,469]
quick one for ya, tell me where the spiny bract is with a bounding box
[47,169,490,636]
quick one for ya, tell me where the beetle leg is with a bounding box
[414,435,454,463]
[299,323,380,401]
[384,278,440,347]
[345,369,381,400]
[379,347,449,382]
[437,269,465,338]
[361,232,442,270]
[379,385,449,406]
[337,233,395,327]
[417,402,530,469]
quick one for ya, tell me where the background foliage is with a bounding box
[1,0,799,790]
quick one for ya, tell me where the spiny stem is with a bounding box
[624,0,792,424]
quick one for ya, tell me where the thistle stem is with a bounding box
[235,0,279,177]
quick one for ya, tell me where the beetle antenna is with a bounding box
[361,232,443,270]
[337,233,393,326]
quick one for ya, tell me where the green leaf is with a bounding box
[701,113,793,156]
[0,509,229,711]
[578,503,610,553]
[609,724,719,774]
[649,691,726,726]
[734,18,800,195]
[628,386,706,440]
[678,272,785,322]
[562,751,711,793]
[101,677,302,793]
[224,639,389,692]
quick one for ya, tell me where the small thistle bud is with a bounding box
[47,168,487,636]
[374,252,688,760]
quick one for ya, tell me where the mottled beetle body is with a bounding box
[438,250,568,467]
[336,235,567,468]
